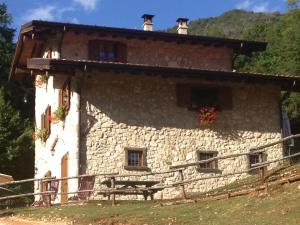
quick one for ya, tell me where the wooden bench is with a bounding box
[99,180,162,200]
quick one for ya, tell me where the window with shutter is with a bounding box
[59,78,71,114]
[176,84,233,111]
[89,40,127,63]
[40,106,51,141]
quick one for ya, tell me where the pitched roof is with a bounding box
[10,20,268,80]
[27,58,300,91]
[21,20,267,53]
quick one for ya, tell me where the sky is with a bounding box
[5,0,288,40]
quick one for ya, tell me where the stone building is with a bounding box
[10,15,300,202]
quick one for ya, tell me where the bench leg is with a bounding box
[143,194,148,201]
[150,194,154,201]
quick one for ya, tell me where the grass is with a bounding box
[6,182,300,225]
[2,163,300,225]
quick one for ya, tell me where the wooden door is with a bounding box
[61,153,68,203]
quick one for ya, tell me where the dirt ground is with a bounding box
[0,217,70,225]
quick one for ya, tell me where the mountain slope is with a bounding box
[169,9,280,40]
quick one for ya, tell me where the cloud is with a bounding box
[73,0,99,11]
[23,5,56,21]
[22,5,74,22]
[252,2,270,12]
[236,0,252,9]
[235,0,276,12]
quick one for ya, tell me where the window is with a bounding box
[191,88,218,110]
[89,40,127,63]
[197,151,220,173]
[249,152,267,169]
[59,78,71,113]
[124,148,148,171]
[176,84,232,110]
[41,105,51,141]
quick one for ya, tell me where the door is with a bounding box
[40,171,51,204]
[61,153,68,203]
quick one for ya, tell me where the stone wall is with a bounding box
[60,32,233,71]
[79,72,283,199]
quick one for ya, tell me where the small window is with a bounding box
[124,148,148,171]
[89,40,127,63]
[176,84,232,110]
[191,88,218,110]
[197,151,220,173]
[41,105,51,141]
[249,152,267,169]
[59,78,71,113]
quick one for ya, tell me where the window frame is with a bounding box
[89,40,127,63]
[124,147,149,171]
[176,84,233,111]
[248,152,268,172]
[196,150,221,173]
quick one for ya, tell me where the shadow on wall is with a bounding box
[79,73,279,135]
[77,73,280,173]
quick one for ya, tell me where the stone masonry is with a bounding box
[79,72,282,199]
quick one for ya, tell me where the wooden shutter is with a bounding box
[41,113,45,129]
[89,40,99,60]
[218,87,233,110]
[176,84,191,108]
[45,106,51,137]
[58,89,63,107]
[63,80,71,111]
[59,79,71,112]
[116,42,127,63]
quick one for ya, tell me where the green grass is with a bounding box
[7,182,300,225]
[2,163,300,225]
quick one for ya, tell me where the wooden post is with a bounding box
[178,170,187,200]
[110,177,116,206]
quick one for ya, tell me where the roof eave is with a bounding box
[26,58,300,92]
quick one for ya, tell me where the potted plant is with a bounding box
[52,106,65,122]
[35,75,48,88]
[198,106,217,126]
[35,128,47,142]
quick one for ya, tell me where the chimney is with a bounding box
[176,18,189,35]
[142,14,154,31]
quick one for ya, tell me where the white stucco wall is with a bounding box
[34,74,80,202]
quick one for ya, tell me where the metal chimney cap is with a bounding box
[176,18,189,23]
[141,14,155,19]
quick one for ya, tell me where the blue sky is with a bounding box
[6,0,288,40]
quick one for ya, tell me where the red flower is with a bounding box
[198,107,217,126]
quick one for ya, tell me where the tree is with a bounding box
[287,0,300,9]
[0,3,34,179]
[0,88,34,179]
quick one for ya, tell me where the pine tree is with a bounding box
[0,3,34,179]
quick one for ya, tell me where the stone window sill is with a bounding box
[124,166,150,171]
[197,168,222,173]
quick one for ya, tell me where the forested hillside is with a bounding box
[170,10,280,39]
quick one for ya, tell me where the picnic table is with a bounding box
[99,179,162,200]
